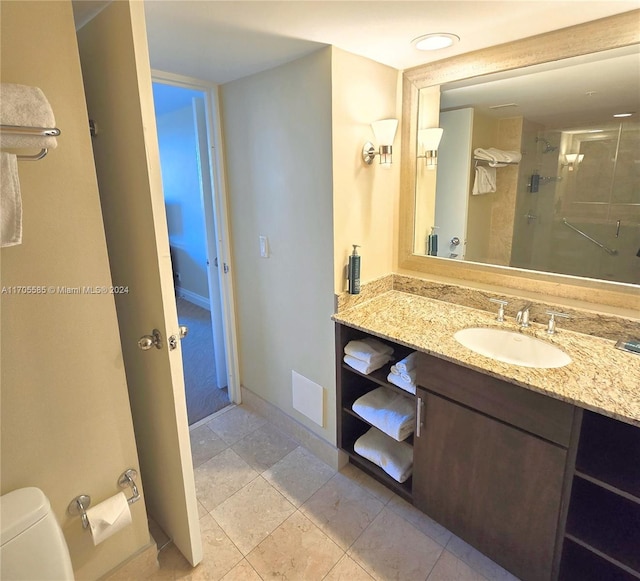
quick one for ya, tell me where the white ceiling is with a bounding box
[73,1,640,85]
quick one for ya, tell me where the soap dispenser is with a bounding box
[348,245,361,294]
[427,227,439,256]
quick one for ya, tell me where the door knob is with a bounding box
[179,325,188,339]
[450,237,460,246]
[138,329,163,350]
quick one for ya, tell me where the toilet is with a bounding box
[1,487,74,580]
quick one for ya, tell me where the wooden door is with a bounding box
[77,1,202,565]
[414,389,566,581]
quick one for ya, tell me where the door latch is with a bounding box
[168,325,189,350]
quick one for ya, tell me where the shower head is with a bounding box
[536,137,558,153]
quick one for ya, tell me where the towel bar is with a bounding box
[0,124,60,161]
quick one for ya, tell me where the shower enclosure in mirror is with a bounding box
[400,11,640,307]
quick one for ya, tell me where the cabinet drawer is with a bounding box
[417,353,575,447]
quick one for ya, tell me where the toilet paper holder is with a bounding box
[68,468,140,529]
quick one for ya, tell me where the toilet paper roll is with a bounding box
[86,491,132,546]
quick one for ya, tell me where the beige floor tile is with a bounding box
[446,535,521,581]
[197,500,208,519]
[219,559,262,581]
[427,550,488,581]
[340,463,396,504]
[190,425,228,468]
[206,406,266,445]
[324,554,375,581]
[348,508,444,581]
[194,449,258,512]
[153,543,193,580]
[300,472,384,550]
[246,511,343,579]
[183,514,243,581]
[231,423,298,472]
[212,476,296,555]
[263,446,336,506]
[387,496,452,547]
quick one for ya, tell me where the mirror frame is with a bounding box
[399,11,640,310]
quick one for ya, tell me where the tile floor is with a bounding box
[148,405,520,581]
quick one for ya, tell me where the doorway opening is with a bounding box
[152,80,230,424]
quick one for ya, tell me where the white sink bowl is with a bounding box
[453,328,571,368]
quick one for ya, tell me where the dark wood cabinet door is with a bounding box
[413,390,567,581]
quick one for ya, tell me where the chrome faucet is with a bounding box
[515,302,532,328]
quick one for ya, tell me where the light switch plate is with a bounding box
[259,235,269,258]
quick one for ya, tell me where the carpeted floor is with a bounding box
[176,297,230,425]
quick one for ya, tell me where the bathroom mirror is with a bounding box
[399,11,640,308]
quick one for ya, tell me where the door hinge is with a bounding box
[223,263,229,273]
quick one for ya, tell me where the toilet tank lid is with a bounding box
[1,487,51,546]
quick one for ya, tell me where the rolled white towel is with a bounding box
[345,338,394,363]
[354,427,413,483]
[387,372,416,395]
[395,352,417,374]
[400,368,417,385]
[352,387,415,441]
[344,353,390,375]
[0,84,58,150]
[389,365,400,376]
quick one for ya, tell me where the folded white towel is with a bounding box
[400,368,417,385]
[472,166,496,195]
[352,387,415,441]
[354,427,413,483]
[344,338,394,363]
[474,147,521,167]
[0,84,58,150]
[395,352,417,374]
[387,372,416,395]
[1,152,22,247]
[344,354,390,375]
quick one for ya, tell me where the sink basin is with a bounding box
[453,328,571,368]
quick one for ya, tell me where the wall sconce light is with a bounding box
[362,119,399,166]
[562,153,584,171]
[417,127,444,169]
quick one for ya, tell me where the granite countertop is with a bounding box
[333,290,640,427]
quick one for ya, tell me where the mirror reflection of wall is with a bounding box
[414,45,640,285]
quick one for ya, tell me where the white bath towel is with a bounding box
[0,84,58,150]
[352,387,415,441]
[472,166,496,195]
[474,147,521,167]
[344,338,394,363]
[389,364,400,376]
[344,354,390,375]
[395,352,417,374]
[400,368,417,385]
[387,372,416,395]
[1,152,22,247]
[354,427,413,483]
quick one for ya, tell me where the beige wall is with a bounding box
[0,2,149,579]
[220,48,337,443]
[331,48,401,293]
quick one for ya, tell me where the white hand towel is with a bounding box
[472,166,496,195]
[389,365,400,376]
[400,368,417,385]
[354,427,413,483]
[0,84,58,150]
[344,354,390,375]
[352,387,415,441]
[344,338,394,363]
[387,372,416,395]
[1,152,22,247]
[395,352,417,374]
[474,147,521,167]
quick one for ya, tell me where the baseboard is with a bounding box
[240,386,345,470]
[101,538,158,580]
[176,287,210,310]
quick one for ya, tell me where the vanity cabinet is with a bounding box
[414,353,575,581]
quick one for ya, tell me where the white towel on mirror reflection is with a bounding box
[352,387,415,441]
[1,152,22,247]
[395,352,417,373]
[344,338,394,363]
[473,147,521,167]
[472,166,496,195]
[354,427,413,483]
[344,354,390,375]
[387,372,416,395]
[0,84,58,150]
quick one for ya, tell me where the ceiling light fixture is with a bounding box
[613,112,634,118]
[412,33,460,51]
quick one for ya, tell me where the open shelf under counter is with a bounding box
[560,537,640,581]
